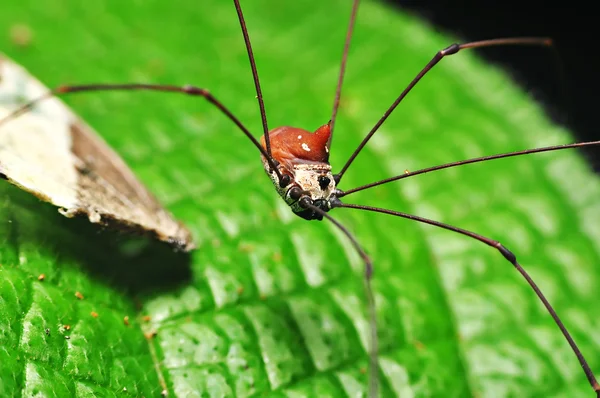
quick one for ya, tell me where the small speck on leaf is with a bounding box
[9,23,33,47]
[238,242,254,253]
[414,340,426,351]
[75,291,84,300]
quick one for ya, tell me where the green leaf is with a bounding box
[1,0,599,396]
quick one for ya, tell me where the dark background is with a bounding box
[385,1,600,171]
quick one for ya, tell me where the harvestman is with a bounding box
[2,0,600,395]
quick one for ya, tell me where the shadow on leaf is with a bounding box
[1,182,192,295]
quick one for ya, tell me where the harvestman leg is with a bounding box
[233,0,271,156]
[334,37,555,182]
[299,199,379,396]
[329,0,361,142]
[326,31,600,395]
[333,201,600,395]
[340,141,600,196]
[330,137,600,396]
[0,83,286,183]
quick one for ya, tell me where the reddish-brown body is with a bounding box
[260,123,331,171]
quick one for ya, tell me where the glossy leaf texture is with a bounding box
[1,0,599,396]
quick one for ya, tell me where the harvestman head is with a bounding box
[1,0,600,396]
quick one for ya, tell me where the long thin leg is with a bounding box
[0,83,284,181]
[335,201,600,396]
[233,0,272,158]
[329,0,361,147]
[338,140,600,197]
[299,198,379,397]
[335,37,553,183]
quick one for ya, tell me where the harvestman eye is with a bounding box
[1,0,600,396]
[318,175,330,190]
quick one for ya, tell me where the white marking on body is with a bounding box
[325,146,329,153]
[301,143,311,152]
[297,135,302,140]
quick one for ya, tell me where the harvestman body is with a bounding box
[260,124,336,220]
[2,0,600,396]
